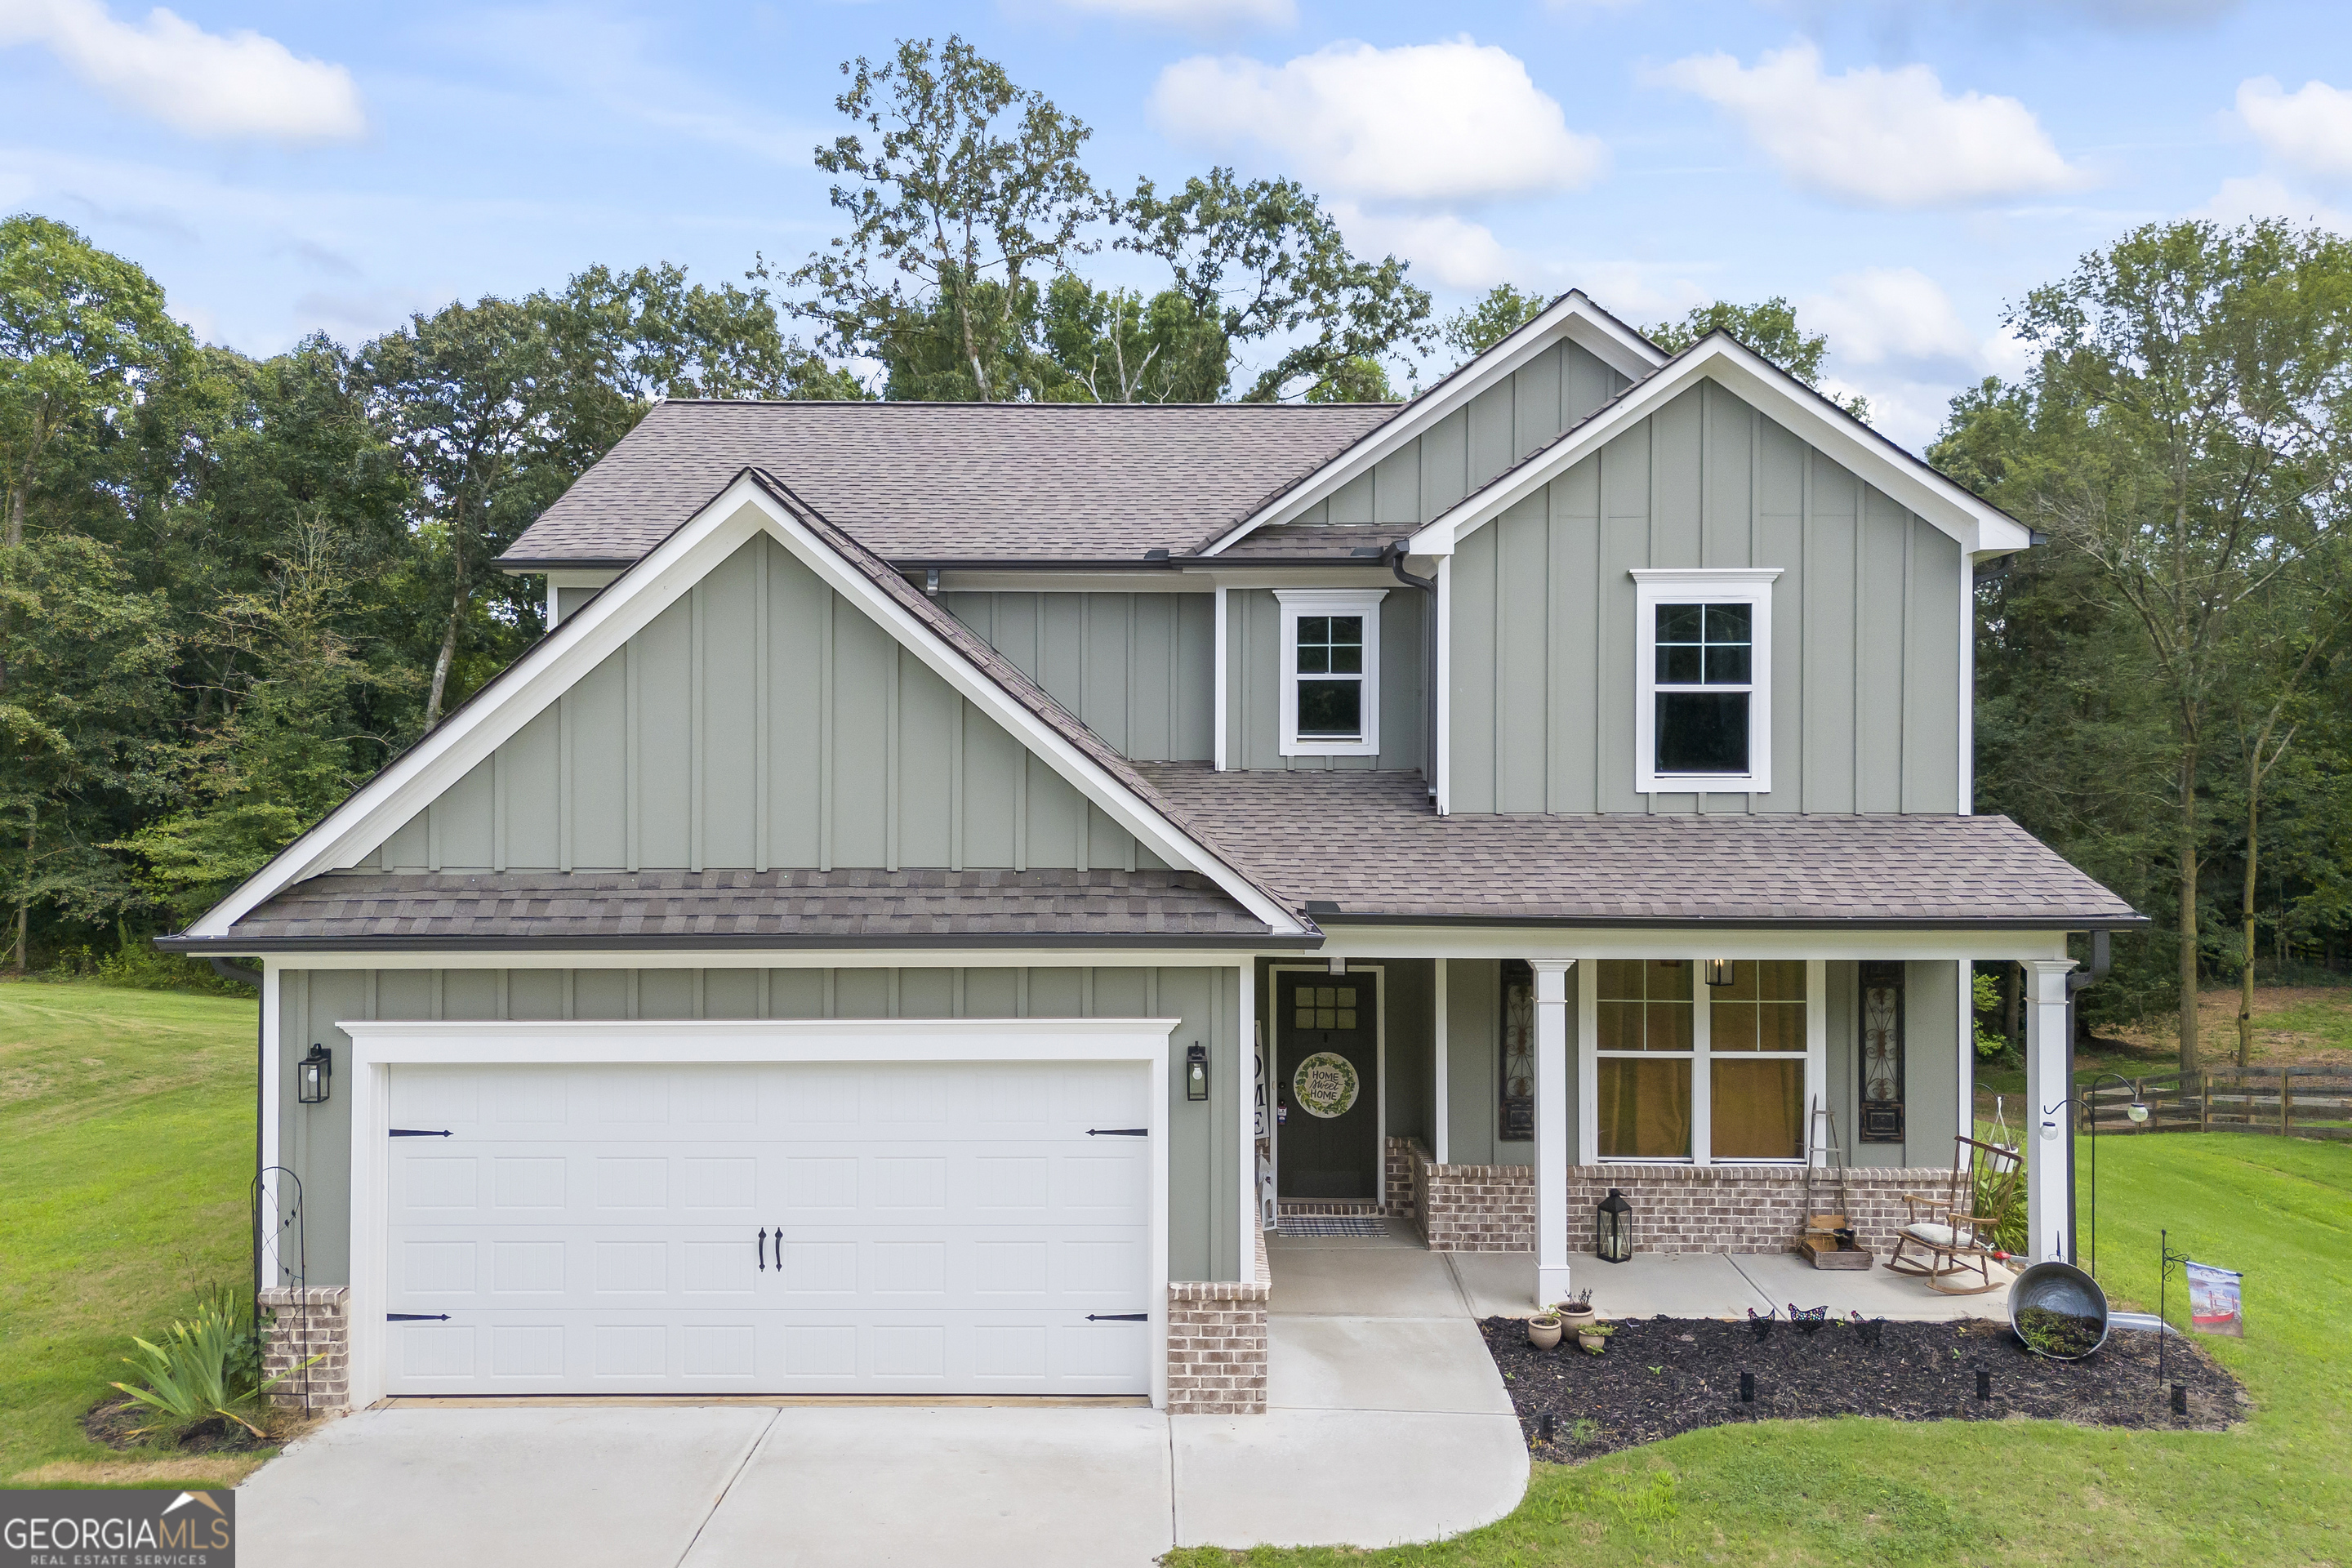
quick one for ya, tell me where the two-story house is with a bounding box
[164,292,2140,1417]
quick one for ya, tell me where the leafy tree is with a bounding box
[1442,283,1550,362]
[1036,275,1227,403]
[791,36,1106,402]
[0,534,174,969]
[1646,297,1869,419]
[1121,167,1431,403]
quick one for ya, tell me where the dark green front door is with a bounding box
[1276,973,1378,1200]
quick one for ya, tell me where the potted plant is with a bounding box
[1561,1289,1596,1334]
[1578,1322,1615,1356]
[1527,1312,1563,1350]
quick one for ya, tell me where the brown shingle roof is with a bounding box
[498,400,1399,568]
[225,867,1270,947]
[1136,765,2144,927]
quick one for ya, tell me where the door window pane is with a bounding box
[1711,1058,1805,1160]
[1598,1058,1692,1158]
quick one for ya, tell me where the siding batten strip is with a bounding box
[690,583,704,875]
[885,644,902,873]
[755,538,770,872]
[626,644,639,875]
[819,591,835,874]
[558,693,572,874]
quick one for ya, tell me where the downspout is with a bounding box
[2061,929,2111,1265]
[1387,543,1439,799]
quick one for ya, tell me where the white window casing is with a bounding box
[1631,568,1781,795]
[1275,589,1385,758]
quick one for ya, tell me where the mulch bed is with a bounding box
[83,1396,273,1455]
[1479,1314,2249,1461]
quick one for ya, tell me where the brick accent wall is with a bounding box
[1566,1165,1956,1257]
[1165,1229,1271,1415]
[259,1285,350,1413]
[1383,1136,1417,1219]
[1405,1139,1535,1253]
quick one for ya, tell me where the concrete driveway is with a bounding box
[238,1225,1529,1568]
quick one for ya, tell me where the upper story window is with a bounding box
[1276,589,1384,757]
[1632,569,1780,793]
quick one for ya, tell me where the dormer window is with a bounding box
[1276,589,1384,757]
[1633,569,1779,793]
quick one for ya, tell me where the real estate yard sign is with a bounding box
[2186,1261,2243,1336]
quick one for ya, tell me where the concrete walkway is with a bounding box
[238,1224,1530,1568]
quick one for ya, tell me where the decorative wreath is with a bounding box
[1292,1051,1361,1118]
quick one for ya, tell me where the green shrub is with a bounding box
[109,1294,305,1441]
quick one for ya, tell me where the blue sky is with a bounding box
[3,0,2348,448]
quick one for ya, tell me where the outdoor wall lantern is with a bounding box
[1704,959,1737,988]
[1186,1043,1209,1102]
[1597,1187,1633,1264]
[297,1044,332,1105]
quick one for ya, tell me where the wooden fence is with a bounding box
[2081,1066,2352,1143]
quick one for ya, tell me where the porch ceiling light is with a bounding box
[298,1044,332,1105]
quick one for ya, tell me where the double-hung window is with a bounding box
[1276,589,1384,757]
[1590,958,1819,1165]
[1632,569,1779,793]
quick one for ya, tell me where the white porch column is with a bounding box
[1532,960,1574,1307]
[2025,957,2078,1264]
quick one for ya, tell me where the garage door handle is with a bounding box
[1085,1313,1148,1322]
[757,1227,767,1272]
[390,1129,452,1138]
[1086,1128,1147,1137]
[387,1313,450,1322]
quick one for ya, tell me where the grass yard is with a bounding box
[0,980,263,1487]
[1174,1134,2352,1567]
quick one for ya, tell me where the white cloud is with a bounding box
[1655,42,2084,207]
[2236,77,2352,186]
[0,0,365,142]
[1152,37,1606,205]
[1049,0,1295,31]
[1328,205,1519,292]
[1797,267,1978,368]
[2194,173,2352,234]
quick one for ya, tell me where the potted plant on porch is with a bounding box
[1526,1312,1563,1350]
[1560,1289,1596,1336]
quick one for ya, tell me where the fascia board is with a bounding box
[1410,340,2034,557]
[190,472,1307,941]
[1198,292,1667,556]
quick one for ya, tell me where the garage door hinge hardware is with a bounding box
[386,1313,450,1321]
[1086,1313,1148,1322]
[1086,1128,1147,1137]
[389,1129,453,1138]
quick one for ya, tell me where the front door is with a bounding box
[1275,973,1378,1201]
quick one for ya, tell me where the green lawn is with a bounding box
[0,981,261,1486]
[1175,1134,2352,1567]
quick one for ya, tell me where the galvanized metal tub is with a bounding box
[2008,1260,2111,1359]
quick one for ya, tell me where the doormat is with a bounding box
[1277,1216,1392,1237]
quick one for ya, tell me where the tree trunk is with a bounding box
[2177,743,2200,1076]
[2238,751,2259,1069]
[424,531,467,730]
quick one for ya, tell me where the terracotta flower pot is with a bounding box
[1527,1316,1563,1350]
[1562,1305,1597,1332]
[1578,1328,1608,1353]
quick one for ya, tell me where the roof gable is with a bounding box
[182,471,1311,942]
[1409,334,2035,559]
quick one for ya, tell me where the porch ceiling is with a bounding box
[1137,766,2143,929]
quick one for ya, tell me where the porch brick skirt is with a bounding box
[1405,1140,1535,1252]
[1383,1136,1417,1219]
[1165,1229,1272,1415]
[1566,1165,1958,1257]
[258,1285,350,1413]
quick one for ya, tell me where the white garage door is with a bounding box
[381,1059,1153,1396]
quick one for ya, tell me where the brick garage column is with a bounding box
[1533,960,1573,1307]
[2025,956,2078,1263]
[258,1285,350,1414]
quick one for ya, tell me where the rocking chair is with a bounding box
[1885,1135,2020,1295]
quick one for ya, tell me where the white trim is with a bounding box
[1434,559,1453,815]
[1274,589,1386,758]
[1531,960,1573,1307]
[341,1016,1178,1412]
[1632,569,1780,795]
[2024,959,2077,1263]
[204,947,1290,971]
[1432,958,1450,1165]
[185,474,1306,941]
[1957,959,1976,1145]
[1265,962,1386,1203]
[1407,338,2038,561]
[1237,960,1258,1258]
[1806,958,1829,1165]
[1213,587,1229,773]
[1319,928,2073,964]
[1200,291,1667,555]
[1576,964,1598,1167]
[259,964,281,1276]
[1958,562,1976,813]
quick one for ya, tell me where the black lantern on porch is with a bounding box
[297,1044,332,1104]
[1185,1043,1209,1102]
[1597,1187,1633,1264]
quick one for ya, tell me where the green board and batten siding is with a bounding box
[941,592,1216,764]
[276,964,1250,1289]
[357,533,1162,875]
[1448,380,1965,816]
[1223,587,1426,772]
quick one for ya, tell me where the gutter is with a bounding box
[155,930,1322,956]
[1301,908,2150,933]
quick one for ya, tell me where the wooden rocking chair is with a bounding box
[1885,1135,2020,1295]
